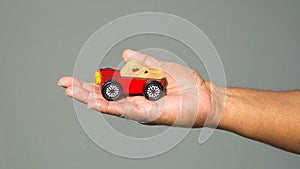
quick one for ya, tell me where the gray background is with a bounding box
[0,0,299,168]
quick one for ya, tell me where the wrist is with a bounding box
[203,82,228,129]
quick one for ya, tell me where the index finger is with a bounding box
[122,49,164,67]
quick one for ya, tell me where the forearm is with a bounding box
[217,85,300,154]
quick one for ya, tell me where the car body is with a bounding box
[95,68,167,101]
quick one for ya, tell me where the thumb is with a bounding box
[122,49,163,67]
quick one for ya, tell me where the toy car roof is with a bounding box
[99,68,164,80]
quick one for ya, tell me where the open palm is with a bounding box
[58,49,213,127]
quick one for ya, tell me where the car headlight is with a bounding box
[95,71,101,85]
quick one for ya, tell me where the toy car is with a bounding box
[95,68,167,101]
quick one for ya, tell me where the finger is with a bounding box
[60,77,97,92]
[82,82,97,92]
[58,76,83,88]
[65,85,89,104]
[87,85,102,102]
[87,96,151,121]
[87,98,123,117]
[122,49,164,67]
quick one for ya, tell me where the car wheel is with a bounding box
[101,80,122,101]
[143,80,164,101]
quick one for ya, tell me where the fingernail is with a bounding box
[125,49,136,57]
[125,49,134,53]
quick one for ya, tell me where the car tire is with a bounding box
[101,80,122,101]
[143,80,164,101]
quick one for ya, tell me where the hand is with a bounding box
[58,49,215,127]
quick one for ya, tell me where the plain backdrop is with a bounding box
[0,0,299,169]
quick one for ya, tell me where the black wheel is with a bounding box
[101,80,122,101]
[143,81,164,101]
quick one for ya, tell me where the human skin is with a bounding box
[58,49,300,154]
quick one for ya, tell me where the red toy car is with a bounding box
[95,68,167,101]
